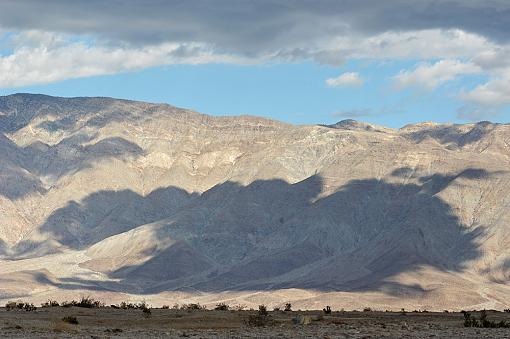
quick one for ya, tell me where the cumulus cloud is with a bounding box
[0,31,248,88]
[0,0,508,114]
[460,75,510,106]
[326,72,363,87]
[394,60,481,90]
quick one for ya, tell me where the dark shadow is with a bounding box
[14,186,197,252]
[418,168,494,195]
[14,169,492,297]
[0,131,144,200]
[22,134,144,179]
[0,133,47,199]
[390,167,416,177]
[0,93,193,200]
[402,121,498,147]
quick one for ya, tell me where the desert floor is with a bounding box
[1,307,510,338]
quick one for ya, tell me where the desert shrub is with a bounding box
[504,309,510,313]
[363,307,372,312]
[246,314,269,327]
[62,316,79,325]
[41,300,60,308]
[62,296,102,308]
[323,306,332,314]
[142,306,152,318]
[246,314,274,327]
[284,303,292,312]
[5,302,36,311]
[180,303,206,311]
[214,303,229,311]
[258,305,268,316]
[162,305,169,309]
[5,301,17,311]
[463,310,510,328]
[118,301,149,310]
[23,303,37,312]
[77,296,102,308]
[233,304,246,311]
[443,310,449,313]
[400,308,407,315]
[273,306,280,312]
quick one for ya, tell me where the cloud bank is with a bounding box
[0,0,509,115]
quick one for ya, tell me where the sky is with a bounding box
[0,1,509,128]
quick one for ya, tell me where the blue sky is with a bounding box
[0,1,509,128]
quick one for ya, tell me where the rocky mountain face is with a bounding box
[0,93,510,310]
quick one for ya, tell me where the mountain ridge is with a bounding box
[0,93,509,310]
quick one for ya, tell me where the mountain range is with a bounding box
[0,93,509,310]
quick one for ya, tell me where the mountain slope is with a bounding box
[1,93,510,310]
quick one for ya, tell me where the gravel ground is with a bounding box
[1,307,510,338]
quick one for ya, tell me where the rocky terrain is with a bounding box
[0,93,510,311]
[2,308,510,338]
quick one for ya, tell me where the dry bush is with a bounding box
[214,303,229,311]
[5,301,36,311]
[258,305,268,316]
[180,303,206,311]
[118,301,149,310]
[62,296,103,308]
[41,300,60,308]
[62,316,79,325]
[246,314,274,327]
[463,310,510,328]
[142,306,152,318]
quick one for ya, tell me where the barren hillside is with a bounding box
[1,93,509,310]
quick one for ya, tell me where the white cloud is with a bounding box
[326,72,363,87]
[0,31,248,88]
[0,28,509,115]
[460,74,510,106]
[394,59,481,90]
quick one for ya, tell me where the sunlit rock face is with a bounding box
[1,93,510,310]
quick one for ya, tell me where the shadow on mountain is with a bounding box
[23,135,144,179]
[402,121,497,147]
[14,186,196,252]
[0,131,144,200]
[22,168,493,297]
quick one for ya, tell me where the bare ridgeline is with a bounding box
[1,94,510,336]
